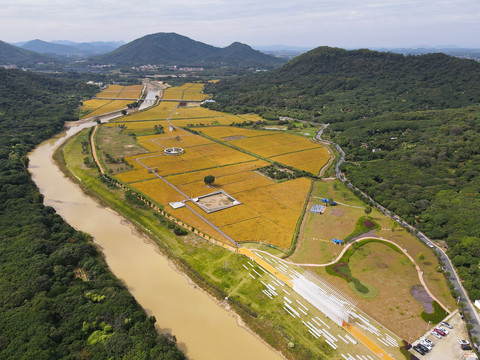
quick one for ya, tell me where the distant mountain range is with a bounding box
[11,39,124,57]
[92,32,285,68]
[0,40,53,65]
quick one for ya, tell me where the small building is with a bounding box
[310,204,326,214]
[169,201,185,209]
[475,299,480,310]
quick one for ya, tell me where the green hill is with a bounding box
[92,32,284,68]
[205,46,480,121]
[0,40,53,65]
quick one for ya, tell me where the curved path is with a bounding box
[252,235,449,313]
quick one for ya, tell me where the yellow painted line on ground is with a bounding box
[238,247,293,287]
[343,322,395,360]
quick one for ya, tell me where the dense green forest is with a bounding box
[204,47,480,122]
[0,68,184,359]
[205,47,480,301]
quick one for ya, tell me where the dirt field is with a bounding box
[197,192,236,211]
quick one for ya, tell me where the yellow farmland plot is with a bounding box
[133,178,185,205]
[230,133,319,157]
[96,85,124,98]
[170,207,232,244]
[271,147,330,174]
[200,126,271,140]
[178,181,213,198]
[195,160,268,179]
[216,171,274,194]
[197,202,260,228]
[191,143,255,166]
[117,102,179,122]
[259,177,312,212]
[234,188,300,231]
[162,89,184,100]
[116,168,157,183]
[80,99,111,112]
[165,172,203,186]
[152,134,213,149]
[118,85,143,98]
[139,155,193,176]
[137,128,191,141]
[83,100,131,119]
[221,217,293,248]
[170,106,225,119]
[168,117,234,127]
[106,120,168,132]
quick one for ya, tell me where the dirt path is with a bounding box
[251,235,450,313]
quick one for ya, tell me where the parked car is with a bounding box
[422,338,434,347]
[417,343,430,353]
[420,340,432,350]
[461,344,472,350]
[413,345,426,355]
[459,339,469,345]
[440,321,452,329]
[438,326,449,335]
[431,330,442,339]
[434,328,446,336]
[427,242,434,248]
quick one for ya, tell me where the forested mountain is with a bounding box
[205,46,480,301]
[93,32,284,68]
[0,68,184,359]
[21,39,83,56]
[0,40,53,65]
[204,46,480,121]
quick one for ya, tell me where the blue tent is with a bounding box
[332,238,343,245]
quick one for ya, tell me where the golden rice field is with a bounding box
[216,171,273,194]
[82,100,131,119]
[199,203,260,228]
[170,106,225,119]
[141,133,214,150]
[80,99,111,112]
[118,85,143,99]
[221,217,293,248]
[200,126,271,139]
[133,178,186,205]
[270,147,331,174]
[258,177,312,212]
[114,102,179,122]
[168,117,234,127]
[116,168,157,183]
[95,84,124,98]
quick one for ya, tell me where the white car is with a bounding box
[438,326,449,335]
[422,338,434,347]
[440,321,452,329]
[431,330,442,339]
[459,339,469,345]
[420,340,433,350]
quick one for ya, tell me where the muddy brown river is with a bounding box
[28,122,283,360]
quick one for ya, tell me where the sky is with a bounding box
[2,0,480,49]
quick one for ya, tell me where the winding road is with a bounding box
[315,125,480,347]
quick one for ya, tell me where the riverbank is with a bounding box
[52,128,292,360]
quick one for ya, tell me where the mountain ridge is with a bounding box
[92,32,285,68]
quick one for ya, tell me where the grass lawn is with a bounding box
[287,179,454,339]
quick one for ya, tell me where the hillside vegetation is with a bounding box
[205,46,480,121]
[93,32,284,68]
[0,68,184,359]
[205,47,480,301]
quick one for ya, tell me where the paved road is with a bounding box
[315,125,480,349]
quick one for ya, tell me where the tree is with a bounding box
[121,109,127,115]
[364,205,372,216]
[204,175,215,186]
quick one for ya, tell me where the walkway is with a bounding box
[252,235,450,313]
[315,125,480,344]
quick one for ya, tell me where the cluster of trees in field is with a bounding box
[0,68,184,359]
[325,105,480,299]
[204,47,480,123]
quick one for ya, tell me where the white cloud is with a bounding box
[0,0,479,47]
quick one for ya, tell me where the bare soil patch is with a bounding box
[329,208,346,217]
[197,192,234,209]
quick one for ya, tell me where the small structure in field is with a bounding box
[310,204,326,214]
[169,201,186,209]
[193,190,241,213]
[164,147,184,156]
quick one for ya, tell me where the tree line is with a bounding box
[0,68,184,359]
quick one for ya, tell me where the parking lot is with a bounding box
[411,310,470,359]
